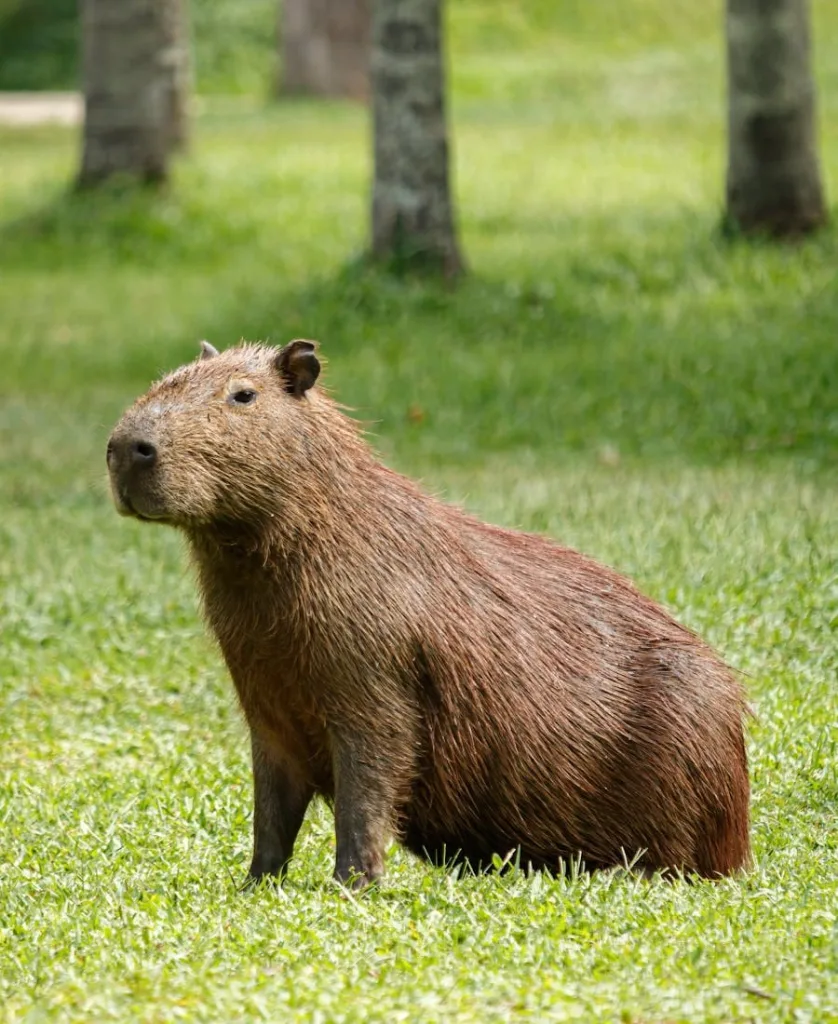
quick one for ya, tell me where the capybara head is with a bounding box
[106,340,321,528]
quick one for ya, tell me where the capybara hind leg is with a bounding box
[693,802,751,878]
[247,731,313,884]
[693,732,750,877]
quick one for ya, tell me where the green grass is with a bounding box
[2,2,838,1021]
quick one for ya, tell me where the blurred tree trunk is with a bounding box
[725,0,826,236]
[78,0,190,187]
[370,0,463,276]
[280,0,370,99]
[162,0,190,150]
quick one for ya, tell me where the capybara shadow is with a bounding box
[107,340,750,889]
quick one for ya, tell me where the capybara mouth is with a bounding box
[114,487,170,524]
[112,488,135,518]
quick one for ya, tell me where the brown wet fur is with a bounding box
[107,341,751,887]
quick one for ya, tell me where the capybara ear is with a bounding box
[276,340,321,397]
[199,340,219,360]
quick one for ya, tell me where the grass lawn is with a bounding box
[1,1,837,1021]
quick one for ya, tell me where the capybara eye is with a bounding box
[231,389,257,406]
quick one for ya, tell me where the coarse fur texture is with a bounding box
[107,341,751,887]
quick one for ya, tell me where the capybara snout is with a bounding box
[109,339,750,889]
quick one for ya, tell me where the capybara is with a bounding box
[107,340,750,887]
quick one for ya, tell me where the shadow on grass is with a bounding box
[188,245,838,469]
[0,177,255,269]
[3,186,838,469]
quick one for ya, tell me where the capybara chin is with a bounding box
[107,339,750,888]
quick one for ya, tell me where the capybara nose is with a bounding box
[131,440,157,468]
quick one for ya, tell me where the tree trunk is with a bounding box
[280,0,370,100]
[78,0,190,187]
[161,0,190,151]
[370,0,463,276]
[725,0,826,236]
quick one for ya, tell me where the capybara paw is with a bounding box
[241,867,282,893]
[334,864,381,891]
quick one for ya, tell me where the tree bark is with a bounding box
[161,0,190,151]
[280,0,370,100]
[370,0,463,276]
[725,0,826,236]
[78,0,190,187]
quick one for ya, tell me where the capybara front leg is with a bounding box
[247,730,313,885]
[331,733,402,889]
